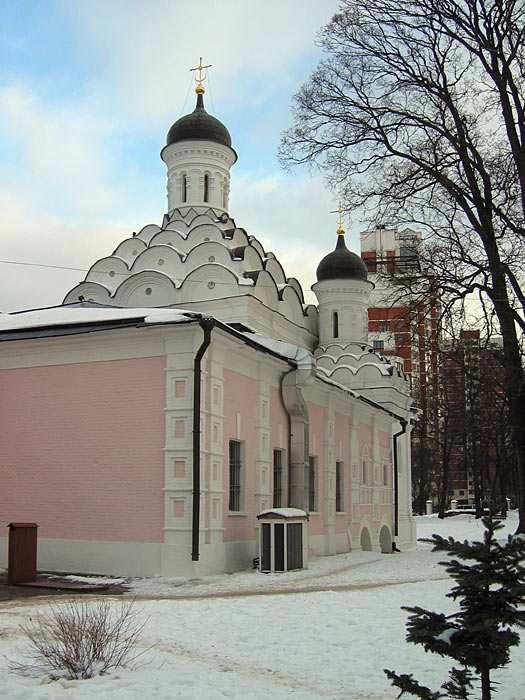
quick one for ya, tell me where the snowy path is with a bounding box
[0,514,523,700]
[129,573,451,601]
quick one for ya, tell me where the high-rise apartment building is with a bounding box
[361,226,440,512]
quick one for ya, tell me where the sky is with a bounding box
[0,0,350,313]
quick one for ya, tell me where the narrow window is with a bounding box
[273,448,284,508]
[229,439,243,511]
[400,246,416,257]
[362,460,367,485]
[308,455,318,512]
[204,173,209,202]
[383,464,388,486]
[182,174,187,203]
[333,311,339,338]
[336,461,344,512]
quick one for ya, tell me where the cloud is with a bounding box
[0,169,355,313]
[230,171,363,305]
[0,1,349,313]
[0,186,140,312]
[57,0,340,126]
[0,80,161,311]
[0,85,128,217]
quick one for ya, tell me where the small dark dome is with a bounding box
[316,234,368,282]
[166,93,233,149]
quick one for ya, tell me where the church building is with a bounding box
[0,67,416,577]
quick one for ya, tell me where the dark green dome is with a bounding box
[316,234,368,282]
[166,93,233,149]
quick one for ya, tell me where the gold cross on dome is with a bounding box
[330,201,345,235]
[190,57,212,94]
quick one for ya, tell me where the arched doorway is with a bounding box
[360,526,373,551]
[379,525,392,553]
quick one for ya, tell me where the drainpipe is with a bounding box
[192,318,215,561]
[281,349,315,511]
[392,418,408,543]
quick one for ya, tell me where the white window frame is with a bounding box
[333,311,339,338]
[273,448,286,508]
[308,455,318,512]
[228,439,245,512]
[335,460,344,512]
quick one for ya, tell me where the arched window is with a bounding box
[182,174,187,203]
[204,173,209,202]
[333,311,339,338]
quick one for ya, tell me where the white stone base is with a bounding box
[335,531,351,553]
[224,540,257,573]
[396,515,417,549]
[0,537,260,579]
[0,537,163,578]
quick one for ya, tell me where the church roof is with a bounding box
[61,206,318,347]
[316,234,368,283]
[0,304,410,416]
[166,93,233,150]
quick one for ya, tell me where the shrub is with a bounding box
[10,599,146,680]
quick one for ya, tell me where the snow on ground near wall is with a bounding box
[0,513,523,700]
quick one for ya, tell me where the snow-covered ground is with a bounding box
[1,514,523,699]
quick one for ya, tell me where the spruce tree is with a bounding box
[385,517,525,700]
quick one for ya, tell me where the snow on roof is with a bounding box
[316,361,393,377]
[314,371,360,399]
[257,508,308,519]
[239,331,312,365]
[316,351,379,363]
[0,306,307,367]
[0,305,195,331]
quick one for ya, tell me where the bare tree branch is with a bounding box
[281,0,525,532]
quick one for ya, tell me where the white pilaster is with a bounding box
[323,402,336,554]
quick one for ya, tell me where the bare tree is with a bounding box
[439,327,518,515]
[280,0,525,532]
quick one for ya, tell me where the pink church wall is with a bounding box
[378,429,391,451]
[221,373,291,543]
[269,385,289,509]
[0,357,166,544]
[357,421,373,455]
[357,421,374,522]
[307,401,325,535]
[222,369,258,543]
[378,428,394,521]
[334,412,351,534]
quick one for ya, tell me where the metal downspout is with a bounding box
[281,349,315,511]
[192,318,215,561]
[392,419,408,540]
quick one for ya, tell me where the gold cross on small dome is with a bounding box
[331,202,345,235]
[190,57,212,94]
